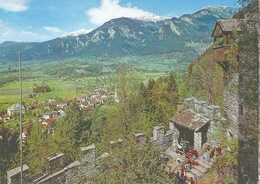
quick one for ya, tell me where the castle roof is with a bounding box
[169,109,210,132]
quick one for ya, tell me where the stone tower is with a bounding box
[212,19,258,183]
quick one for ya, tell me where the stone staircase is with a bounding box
[185,155,216,181]
[165,149,216,181]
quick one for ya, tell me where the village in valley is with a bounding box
[0,0,258,184]
[4,14,258,183]
[1,87,116,139]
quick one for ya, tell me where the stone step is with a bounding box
[198,155,212,163]
[197,156,213,167]
[166,149,180,158]
[192,164,207,174]
[190,167,203,177]
[196,159,211,169]
[185,171,196,180]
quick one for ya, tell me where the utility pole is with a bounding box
[19,51,23,184]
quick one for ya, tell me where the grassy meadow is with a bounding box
[0,72,166,111]
[0,77,97,110]
[0,54,187,113]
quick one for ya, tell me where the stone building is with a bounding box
[7,103,25,116]
[169,97,222,152]
[212,18,258,183]
[212,19,241,138]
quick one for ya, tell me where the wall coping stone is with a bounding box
[135,133,145,137]
[81,144,95,152]
[64,161,81,170]
[48,153,64,162]
[195,100,206,105]
[184,97,197,101]
[97,152,109,160]
[7,164,29,177]
[154,126,164,130]
[37,169,64,184]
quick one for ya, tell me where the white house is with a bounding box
[43,112,52,120]
[7,103,25,116]
[57,104,67,109]
[48,98,55,103]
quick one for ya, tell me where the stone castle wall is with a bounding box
[183,97,222,148]
[237,51,259,183]
[7,165,29,184]
[223,73,239,138]
[7,127,174,184]
[7,98,227,184]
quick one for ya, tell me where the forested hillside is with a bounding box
[185,48,224,108]
[0,68,180,183]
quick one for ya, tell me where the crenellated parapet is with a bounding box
[7,165,29,184]
[7,125,175,184]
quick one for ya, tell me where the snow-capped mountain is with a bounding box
[0,6,237,63]
[59,29,93,38]
[135,14,165,22]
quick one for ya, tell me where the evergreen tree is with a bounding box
[186,48,223,106]
[166,73,179,108]
[0,121,19,183]
[26,123,56,176]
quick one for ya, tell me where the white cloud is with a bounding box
[0,20,14,37]
[0,0,30,12]
[86,0,156,25]
[0,20,50,43]
[44,26,61,33]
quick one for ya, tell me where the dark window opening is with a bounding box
[239,104,244,116]
[239,75,243,84]
[228,131,233,138]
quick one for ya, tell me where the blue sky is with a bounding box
[0,0,240,43]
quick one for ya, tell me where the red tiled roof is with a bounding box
[45,118,55,124]
[22,124,33,132]
[1,114,9,118]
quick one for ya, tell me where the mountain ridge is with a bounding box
[0,6,237,64]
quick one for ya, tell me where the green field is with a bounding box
[0,72,166,111]
[0,54,186,112]
[0,77,100,110]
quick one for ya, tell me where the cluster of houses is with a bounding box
[0,103,26,123]
[1,88,115,136]
[77,88,110,110]
[39,88,115,134]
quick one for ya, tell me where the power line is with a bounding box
[19,51,23,184]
